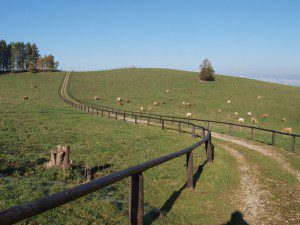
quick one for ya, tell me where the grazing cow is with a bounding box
[185,102,191,107]
[23,96,29,101]
[234,112,239,117]
[31,84,38,89]
[189,90,193,95]
[125,98,130,103]
[282,118,287,122]
[186,112,192,118]
[281,127,292,134]
[257,96,262,100]
[116,101,123,106]
[227,100,231,104]
[247,112,252,117]
[182,102,186,106]
[94,96,100,100]
[251,117,258,123]
[160,100,165,105]
[262,114,268,118]
[140,107,144,111]
[148,107,153,112]
[153,102,159,106]
[218,109,222,114]
[238,118,244,123]
[116,97,122,102]
[166,90,170,93]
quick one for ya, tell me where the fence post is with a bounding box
[206,135,213,163]
[250,128,254,140]
[271,132,275,145]
[108,111,111,118]
[229,124,232,136]
[129,173,144,225]
[186,152,193,189]
[96,110,99,116]
[147,117,150,126]
[101,110,104,117]
[135,115,137,124]
[162,119,165,130]
[87,107,90,113]
[159,115,162,124]
[123,112,126,121]
[207,122,210,129]
[178,121,182,133]
[291,135,295,151]
[192,125,196,138]
[115,111,118,119]
[80,105,82,110]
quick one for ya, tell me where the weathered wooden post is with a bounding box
[101,110,104,117]
[108,111,111,118]
[250,128,254,140]
[186,152,193,189]
[147,117,150,126]
[115,111,118,119]
[135,115,137,124]
[129,173,144,225]
[161,119,165,130]
[206,136,213,163]
[272,132,275,145]
[291,135,295,151]
[123,112,126,121]
[159,115,162,124]
[87,107,90,113]
[207,122,210,129]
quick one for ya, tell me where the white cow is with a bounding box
[238,118,244,123]
[186,112,192,118]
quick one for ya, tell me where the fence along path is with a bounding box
[0,73,213,225]
[66,73,299,151]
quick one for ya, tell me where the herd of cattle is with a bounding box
[93,90,293,134]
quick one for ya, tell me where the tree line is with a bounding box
[0,39,59,73]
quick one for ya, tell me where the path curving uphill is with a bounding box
[62,72,300,224]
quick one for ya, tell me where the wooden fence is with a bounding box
[66,76,299,151]
[0,74,212,225]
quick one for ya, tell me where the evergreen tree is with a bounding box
[30,43,39,70]
[24,42,32,71]
[0,40,5,71]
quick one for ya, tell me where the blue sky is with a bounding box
[1,0,300,83]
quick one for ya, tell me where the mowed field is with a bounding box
[70,68,300,151]
[0,72,240,224]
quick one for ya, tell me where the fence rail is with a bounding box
[0,73,213,225]
[66,75,299,151]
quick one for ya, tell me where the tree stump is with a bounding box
[45,145,71,169]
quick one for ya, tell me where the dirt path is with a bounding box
[213,132,300,182]
[219,143,268,224]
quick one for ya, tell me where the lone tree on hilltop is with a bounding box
[199,59,215,81]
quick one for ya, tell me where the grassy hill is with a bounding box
[0,72,240,224]
[70,68,300,150]
[0,70,299,224]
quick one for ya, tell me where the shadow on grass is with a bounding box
[144,160,207,224]
[223,211,249,225]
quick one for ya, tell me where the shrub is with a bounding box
[199,59,215,81]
